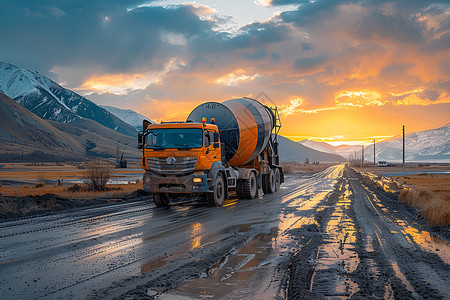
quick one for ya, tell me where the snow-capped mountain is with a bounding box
[0,60,137,137]
[0,92,140,162]
[364,124,450,162]
[101,105,154,131]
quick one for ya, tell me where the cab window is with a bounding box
[204,131,211,147]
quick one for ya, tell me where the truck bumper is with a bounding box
[143,172,210,194]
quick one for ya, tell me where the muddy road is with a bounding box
[1,164,449,299]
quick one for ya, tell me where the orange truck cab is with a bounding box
[138,98,283,207]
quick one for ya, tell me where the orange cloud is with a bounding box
[80,73,150,95]
[215,70,259,86]
[335,90,385,107]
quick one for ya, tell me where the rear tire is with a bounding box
[153,193,170,207]
[207,174,225,206]
[243,171,257,199]
[274,168,281,192]
[264,169,276,194]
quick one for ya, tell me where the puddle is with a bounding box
[395,221,450,264]
[141,222,206,274]
[275,215,317,252]
[168,231,277,299]
[222,198,238,208]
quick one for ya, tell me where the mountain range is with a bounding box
[0,60,137,137]
[299,124,450,163]
[364,124,450,162]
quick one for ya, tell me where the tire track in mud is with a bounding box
[287,166,450,299]
[347,167,450,299]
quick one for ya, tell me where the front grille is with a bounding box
[148,157,197,175]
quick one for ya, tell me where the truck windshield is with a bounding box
[145,128,203,149]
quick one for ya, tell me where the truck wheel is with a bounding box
[153,193,170,207]
[208,174,225,206]
[265,169,276,194]
[243,171,257,199]
[274,168,281,192]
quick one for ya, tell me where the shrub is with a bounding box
[84,160,113,191]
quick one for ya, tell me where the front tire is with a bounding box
[208,174,225,206]
[153,193,170,207]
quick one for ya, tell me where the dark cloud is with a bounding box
[0,1,216,75]
[293,56,328,73]
[280,0,355,26]
[0,0,448,119]
[419,89,440,101]
[355,10,427,44]
[270,0,310,6]
[271,52,281,61]
[245,49,267,60]
[378,64,416,84]
[300,42,313,51]
[422,32,450,53]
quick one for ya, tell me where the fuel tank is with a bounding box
[187,97,275,166]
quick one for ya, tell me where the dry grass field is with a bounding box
[396,174,450,227]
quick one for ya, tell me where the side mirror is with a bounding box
[213,142,220,148]
[143,120,151,130]
[138,131,143,150]
[213,132,219,143]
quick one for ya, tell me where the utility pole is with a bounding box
[373,138,376,167]
[402,125,405,177]
[361,145,364,168]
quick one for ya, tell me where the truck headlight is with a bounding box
[193,177,203,183]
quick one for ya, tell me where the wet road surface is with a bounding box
[0,164,449,299]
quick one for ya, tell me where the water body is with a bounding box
[380,171,450,176]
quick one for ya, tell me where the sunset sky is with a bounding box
[1,0,449,145]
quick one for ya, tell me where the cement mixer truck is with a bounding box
[138,97,283,207]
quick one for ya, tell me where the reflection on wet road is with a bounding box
[1,164,449,299]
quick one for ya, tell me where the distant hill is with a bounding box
[298,139,361,159]
[0,60,138,137]
[101,105,155,131]
[298,140,339,155]
[0,92,84,161]
[0,92,140,162]
[278,136,345,163]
